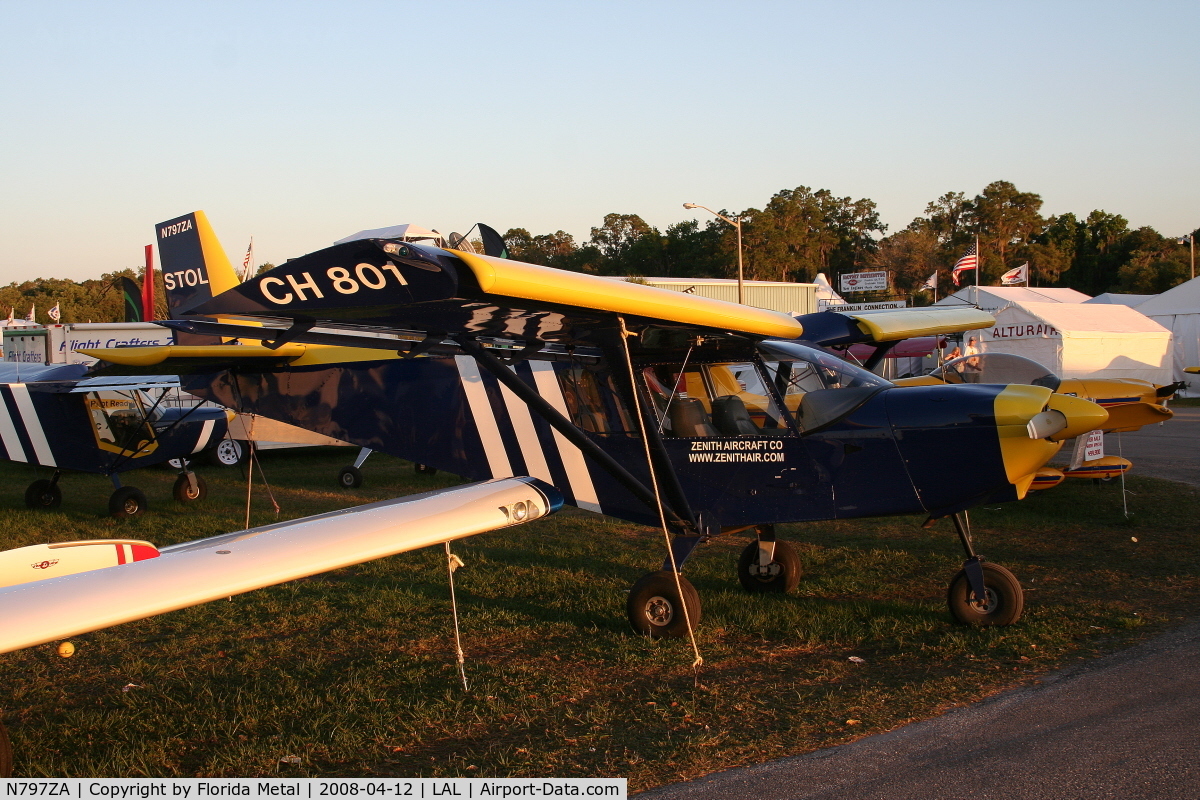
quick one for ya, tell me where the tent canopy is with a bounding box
[1136,276,1200,395]
[1084,293,1153,307]
[981,301,1171,383]
[936,286,1090,314]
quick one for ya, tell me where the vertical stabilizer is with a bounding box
[157,211,241,318]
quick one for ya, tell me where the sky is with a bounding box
[1,0,1197,282]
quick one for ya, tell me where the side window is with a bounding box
[557,367,635,435]
[641,363,791,438]
[86,391,156,455]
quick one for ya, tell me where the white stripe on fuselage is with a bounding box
[0,388,26,462]
[497,367,554,485]
[190,419,216,454]
[529,361,601,513]
[11,385,55,467]
[455,356,513,479]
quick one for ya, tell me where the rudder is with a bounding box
[157,211,241,318]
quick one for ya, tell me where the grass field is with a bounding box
[1,447,1198,789]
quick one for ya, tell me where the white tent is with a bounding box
[334,223,443,245]
[1084,293,1153,307]
[1134,277,1200,395]
[936,286,1090,314]
[980,301,1172,383]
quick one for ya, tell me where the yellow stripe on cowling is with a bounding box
[993,384,1063,499]
[847,307,995,342]
[80,343,405,368]
[449,249,804,340]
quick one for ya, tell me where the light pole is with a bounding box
[684,202,744,304]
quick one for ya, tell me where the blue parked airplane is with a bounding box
[0,362,232,516]
[88,211,1108,635]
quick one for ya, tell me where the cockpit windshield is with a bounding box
[757,340,892,433]
[935,352,1060,390]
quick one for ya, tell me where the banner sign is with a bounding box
[839,271,889,293]
[988,323,1061,340]
[1070,429,1104,470]
[837,300,907,311]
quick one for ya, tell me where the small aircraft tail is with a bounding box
[156,211,242,319]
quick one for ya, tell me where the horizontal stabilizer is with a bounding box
[796,307,994,346]
[846,307,995,342]
[0,477,561,654]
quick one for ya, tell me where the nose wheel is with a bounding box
[627,571,702,638]
[942,513,1024,626]
[947,562,1024,626]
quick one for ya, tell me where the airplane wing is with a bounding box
[0,476,561,653]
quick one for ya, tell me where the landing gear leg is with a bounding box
[945,512,1024,626]
[737,524,803,593]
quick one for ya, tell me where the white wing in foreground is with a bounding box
[0,477,561,654]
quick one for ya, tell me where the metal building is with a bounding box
[623,277,818,315]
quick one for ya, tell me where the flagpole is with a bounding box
[973,234,979,306]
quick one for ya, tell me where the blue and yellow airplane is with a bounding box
[87,211,1108,635]
[0,363,231,516]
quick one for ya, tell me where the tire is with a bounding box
[109,486,148,519]
[737,539,802,593]
[172,473,207,503]
[0,717,11,778]
[626,571,702,638]
[24,479,62,510]
[415,464,438,475]
[338,466,363,489]
[207,439,245,467]
[947,562,1024,627]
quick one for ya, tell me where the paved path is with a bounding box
[642,619,1200,799]
[1108,406,1200,486]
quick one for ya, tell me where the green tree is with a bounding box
[964,181,1045,282]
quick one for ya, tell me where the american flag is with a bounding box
[951,243,978,286]
[241,237,254,280]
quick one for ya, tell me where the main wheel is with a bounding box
[737,539,803,593]
[626,571,702,638]
[207,439,245,467]
[172,473,207,503]
[24,479,62,510]
[0,717,11,778]
[109,486,147,518]
[947,562,1024,626]
[337,466,363,489]
[415,464,438,475]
